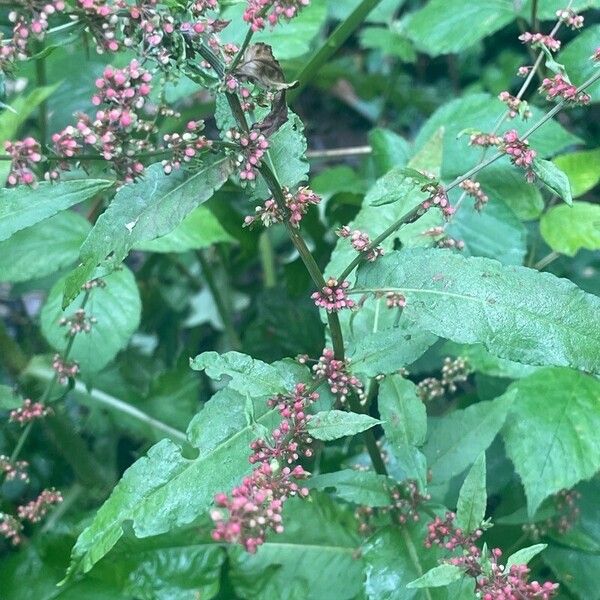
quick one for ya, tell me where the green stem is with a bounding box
[288,0,384,102]
[531,0,539,31]
[402,527,434,600]
[259,230,277,288]
[28,363,188,442]
[35,44,48,146]
[197,249,243,350]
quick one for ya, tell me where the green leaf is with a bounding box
[229,494,363,600]
[378,376,427,488]
[40,267,141,374]
[222,0,327,60]
[356,248,600,374]
[505,543,547,570]
[190,351,302,397]
[559,24,600,104]
[532,159,573,205]
[0,211,90,283]
[307,410,381,441]
[0,179,113,242]
[543,545,600,599]
[254,112,309,198]
[134,205,234,253]
[0,385,22,410]
[348,323,437,378]
[456,452,487,533]
[414,94,579,180]
[307,470,391,506]
[520,0,599,19]
[63,158,233,307]
[406,564,464,588]
[423,397,512,483]
[405,0,515,56]
[64,385,285,580]
[360,26,416,62]
[0,84,59,143]
[368,128,411,176]
[447,197,527,265]
[554,148,600,197]
[540,201,600,257]
[501,368,600,517]
[477,161,544,220]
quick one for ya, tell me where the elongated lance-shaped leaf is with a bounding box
[307,410,381,441]
[456,452,487,533]
[0,178,113,242]
[355,249,600,374]
[63,158,233,307]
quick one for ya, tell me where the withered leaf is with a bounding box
[234,43,298,91]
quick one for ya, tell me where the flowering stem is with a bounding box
[259,230,277,288]
[337,69,600,281]
[197,249,242,350]
[288,0,384,102]
[35,44,48,146]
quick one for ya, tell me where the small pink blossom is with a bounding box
[0,455,29,482]
[556,9,584,29]
[460,178,488,211]
[502,129,536,176]
[4,137,43,186]
[17,488,63,523]
[0,514,23,546]
[540,74,591,105]
[519,31,561,52]
[498,91,531,119]
[243,0,310,31]
[59,308,96,336]
[337,227,384,262]
[312,348,366,405]
[311,278,355,313]
[9,399,51,425]
[227,128,269,182]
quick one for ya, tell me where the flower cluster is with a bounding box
[417,357,470,402]
[211,383,317,553]
[0,514,23,546]
[556,9,584,29]
[243,0,310,31]
[161,121,212,174]
[519,32,561,52]
[460,179,489,211]
[390,480,431,525]
[310,348,366,405]
[9,399,51,425]
[52,354,80,385]
[4,137,43,186]
[436,237,465,250]
[59,308,97,336]
[419,182,454,218]
[477,549,558,600]
[337,226,384,262]
[502,130,536,179]
[17,488,63,523]
[523,488,581,539]
[469,132,502,148]
[385,292,406,309]
[311,278,355,313]
[498,91,531,119]
[539,74,591,105]
[0,456,29,482]
[244,187,321,228]
[227,128,269,182]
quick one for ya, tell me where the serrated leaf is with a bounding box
[40,267,141,374]
[406,563,464,588]
[501,368,600,517]
[229,494,363,600]
[532,159,572,205]
[355,249,600,374]
[348,323,437,379]
[62,158,233,307]
[368,127,411,176]
[456,452,487,533]
[0,178,113,242]
[414,94,579,180]
[308,470,391,507]
[64,386,286,580]
[0,211,90,283]
[307,410,381,441]
[190,351,302,397]
[505,543,547,570]
[134,205,234,253]
[378,376,427,488]
[540,201,600,257]
[423,396,512,483]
